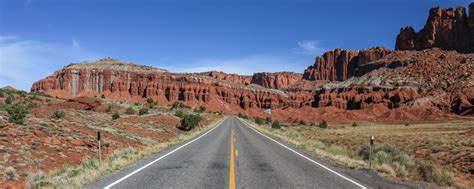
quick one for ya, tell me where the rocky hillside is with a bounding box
[31,4,474,124]
[396,3,474,53]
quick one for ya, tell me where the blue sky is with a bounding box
[0,0,471,91]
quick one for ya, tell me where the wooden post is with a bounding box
[369,136,374,169]
[97,131,102,166]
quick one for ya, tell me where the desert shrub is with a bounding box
[146,98,158,106]
[265,117,272,124]
[125,107,136,115]
[6,104,27,124]
[51,110,65,120]
[26,102,38,109]
[305,140,325,150]
[405,123,410,126]
[319,120,328,129]
[28,171,47,188]
[352,122,358,127]
[5,166,17,180]
[139,108,149,115]
[374,151,391,164]
[175,110,184,118]
[393,153,411,167]
[106,105,112,112]
[101,94,105,98]
[359,144,372,160]
[112,113,120,120]
[378,144,400,155]
[5,96,13,104]
[271,121,280,129]
[179,114,203,131]
[195,105,205,113]
[237,113,249,119]
[328,145,348,156]
[392,162,409,177]
[171,101,189,109]
[0,89,4,98]
[82,157,98,169]
[286,130,300,139]
[67,169,80,178]
[415,160,453,186]
[298,120,306,126]
[0,103,5,111]
[255,117,264,125]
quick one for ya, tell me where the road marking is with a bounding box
[239,119,367,189]
[103,119,226,189]
[229,129,236,189]
[235,149,238,157]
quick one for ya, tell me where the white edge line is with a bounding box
[104,119,226,189]
[239,118,367,189]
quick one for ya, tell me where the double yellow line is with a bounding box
[229,129,236,189]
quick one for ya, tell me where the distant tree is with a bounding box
[352,122,358,127]
[319,120,328,129]
[139,108,149,116]
[265,117,272,124]
[179,114,203,131]
[146,98,156,105]
[112,113,120,120]
[125,107,136,115]
[255,117,264,125]
[272,121,281,129]
[101,94,106,98]
[51,110,65,120]
[298,120,306,126]
[5,96,13,105]
[6,104,27,124]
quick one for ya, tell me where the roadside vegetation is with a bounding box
[241,118,473,187]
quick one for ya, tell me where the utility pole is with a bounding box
[369,136,375,169]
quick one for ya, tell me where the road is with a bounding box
[89,117,421,189]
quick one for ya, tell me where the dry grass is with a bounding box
[242,118,474,188]
[32,118,225,188]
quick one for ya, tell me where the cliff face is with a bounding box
[302,47,391,81]
[251,72,303,89]
[198,71,252,85]
[396,3,474,53]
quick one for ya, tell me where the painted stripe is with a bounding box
[238,119,367,189]
[229,129,236,189]
[104,119,226,189]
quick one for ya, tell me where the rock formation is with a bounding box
[395,3,474,53]
[303,47,391,81]
[251,72,303,89]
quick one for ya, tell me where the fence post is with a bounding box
[369,135,375,169]
[98,131,102,166]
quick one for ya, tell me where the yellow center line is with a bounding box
[229,129,236,189]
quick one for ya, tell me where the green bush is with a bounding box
[5,96,13,104]
[51,110,65,120]
[175,110,184,118]
[298,120,306,126]
[197,105,206,113]
[112,113,120,120]
[125,107,136,115]
[237,113,248,119]
[415,160,453,186]
[328,145,348,156]
[319,120,328,129]
[352,122,358,127]
[171,101,188,109]
[255,117,264,125]
[82,157,98,169]
[147,98,155,105]
[0,104,5,111]
[179,114,203,131]
[265,117,272,124]
[374,151,391,164]
[6,104,28,124]
[139,108,149,115]
[5,166,17,180]
[271,121,280,129]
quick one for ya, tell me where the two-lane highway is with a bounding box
[89,117,366,188]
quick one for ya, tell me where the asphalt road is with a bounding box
[89,117,423,189]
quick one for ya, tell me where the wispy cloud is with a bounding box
[157,55,306,75]
[72,37,80,49]
[0,35,102,91]
[294,40,326,55]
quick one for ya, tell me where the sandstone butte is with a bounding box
[31,4,474,124]
[396,3,474,53]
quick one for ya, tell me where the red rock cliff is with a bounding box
[395,3,474,53]
[303,47,391,81]
[251,72,303,89]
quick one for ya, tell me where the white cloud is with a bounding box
[0,36,103,91]
[294,40,326,55]
[157,55,307,75]
[72,37,80,49]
